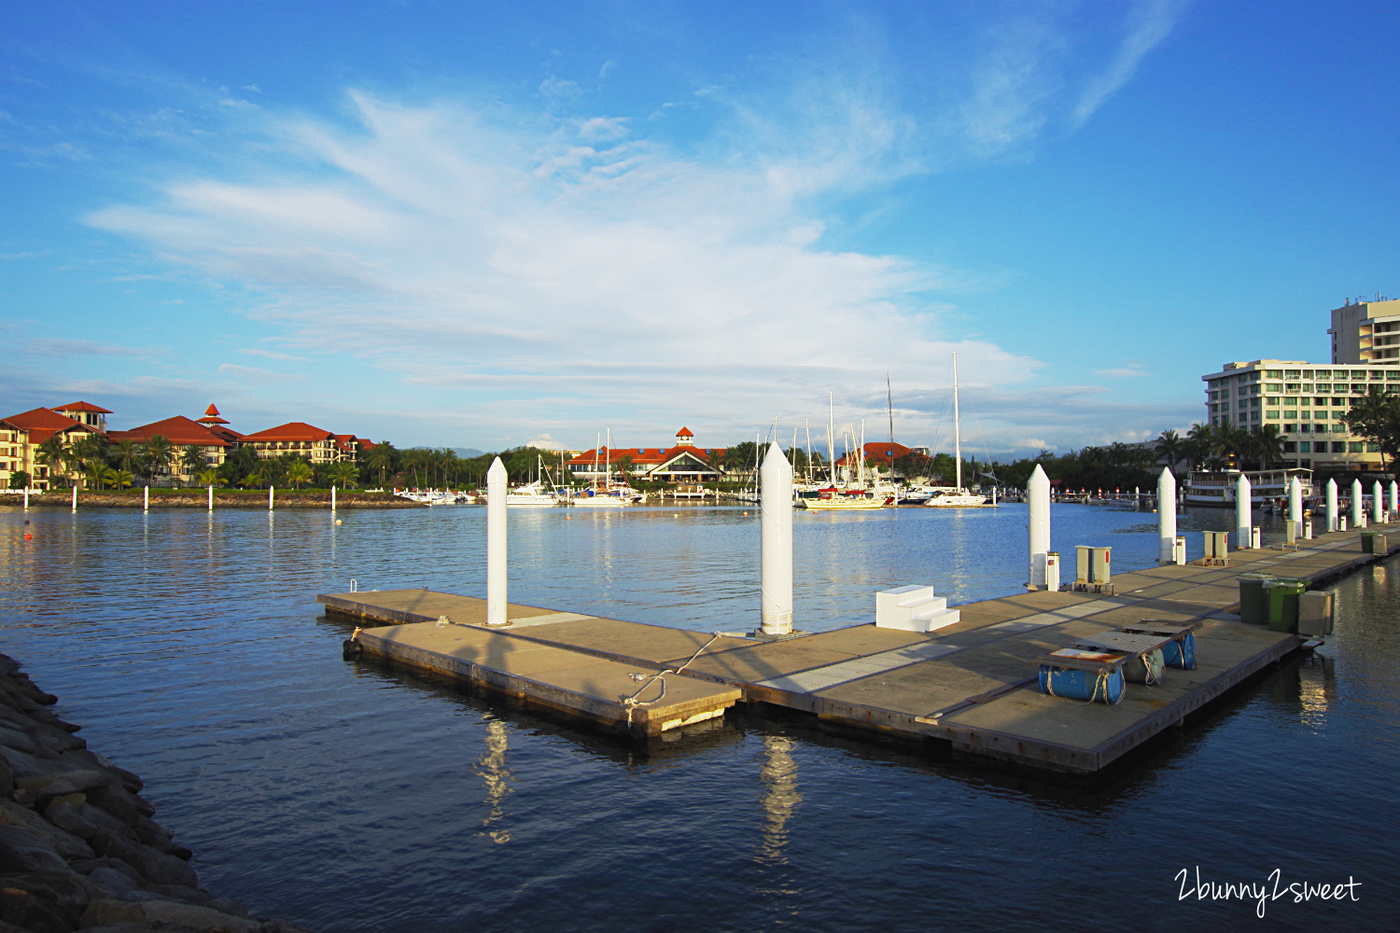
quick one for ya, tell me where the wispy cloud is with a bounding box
[25,338,164,357]
[1075,0,1189,126]
[0,250,51,261]
[238,347,309,362]
[1096,365,1150,378]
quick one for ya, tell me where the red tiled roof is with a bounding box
[676,427,694,438]
[108,417,230,447]
[204,404,221,417]
[568,444,728,468]
[2,407,95,445]
[53,401,112,414]
[241,422,336,442]
[836,441,919,467]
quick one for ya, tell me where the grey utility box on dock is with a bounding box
[1203,531,1229,565]
[1074,546,1111,592]
[1298,590,1335,637]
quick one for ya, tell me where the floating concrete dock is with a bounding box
[321,524,1398,772]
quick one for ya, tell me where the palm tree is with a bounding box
[1154,429,1185,472]
[35,436,70,487]
[1248,424,1285,469]
[179,446,207,485]
[69,434,105,487]
[84,461,107,491]
[365,443,397,487]
[104,468,133,490]
[197,467,220,487]
[141,435,174,485]
[327,460,358,489]
[114,438,140,474]
[286,459,314,489]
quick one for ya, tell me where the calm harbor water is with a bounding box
[1,501,1396,931]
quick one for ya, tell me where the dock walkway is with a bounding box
[320,524,1398,772]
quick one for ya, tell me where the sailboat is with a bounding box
[572,431,642,507]
[505,455,564,507]
[796,398,885,511]
[925,353,988,508]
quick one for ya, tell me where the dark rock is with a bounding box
[57,753,139,793]
[41,802,97,843]
[82,897,259,931]
[15,770,108,798]
[84,785,155,828]
[0,757,13,800]
[0,870,101,933]
[75,807,138,848]
[0,729,38,758]
[120,844,200,889]
[142,883,212,907]
[0,827,70,875]
[67,858,141,886]
[25,725,83,756]
[0,802,94,861]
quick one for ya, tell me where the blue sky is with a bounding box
[3,1,1398,456]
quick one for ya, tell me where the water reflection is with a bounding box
[473,716,513,844]
[754,734,801,866]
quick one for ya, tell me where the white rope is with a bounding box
[623,633,724,725]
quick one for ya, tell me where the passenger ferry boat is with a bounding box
[1182,468,1314,507]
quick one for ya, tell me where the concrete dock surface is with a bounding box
[321,523,1398,771]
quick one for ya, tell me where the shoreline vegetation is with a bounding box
[2,490,426,509]
[0,651,310,932]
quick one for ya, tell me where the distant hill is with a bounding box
[452,448,484,459]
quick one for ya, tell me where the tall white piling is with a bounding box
[487,457,508,626]
[1374,480,1384,523]
[332,485,337,511]
[70,486,77,512]
[1288,475,1302,536]
[1391,480,1399,517]
[143,486,149,512]
[1028,465,1051,587]
[760,442,794,636]
[1327,479,1339,532]
[208,485,213,512]
[23,487,29,511]
[269,485,275,511]
[1157,468,1177,564]
[1236,474,1252,548]
[1351,478,1364,527]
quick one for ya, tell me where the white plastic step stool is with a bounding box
[875,585,960,633]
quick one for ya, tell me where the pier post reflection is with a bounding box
[473,715,513,844]
[754,734,801,866]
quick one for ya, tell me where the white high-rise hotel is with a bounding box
[1201,296,1400,473]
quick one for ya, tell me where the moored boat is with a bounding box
[1183,468,1314,507]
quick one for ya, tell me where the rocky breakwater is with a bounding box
[0,653,308,932]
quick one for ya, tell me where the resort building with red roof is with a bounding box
[567,428,728,484]
[2,398,374,490]
[240,422,361,465]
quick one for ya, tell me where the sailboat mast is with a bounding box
[953,353,962,491]
[827,392,836,484]
[805,418,814,483]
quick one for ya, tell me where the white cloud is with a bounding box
[1096,366,1149,378]
[1074,0,1188,126]
[88,90,1043,446]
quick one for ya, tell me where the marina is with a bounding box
[323,520,1392,773]
[3,498,1397,930]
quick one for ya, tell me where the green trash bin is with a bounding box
[1238,573,1274,625]
[1265,578,1307,633]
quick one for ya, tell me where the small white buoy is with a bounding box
[335,519,343,525]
